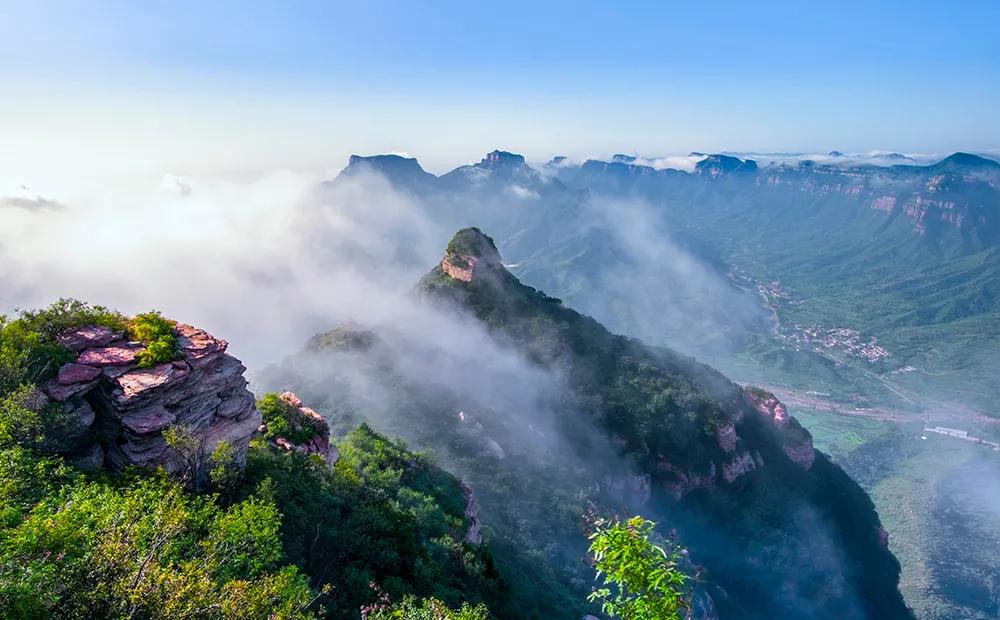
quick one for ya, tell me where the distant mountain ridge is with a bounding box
[330,147,1000,413]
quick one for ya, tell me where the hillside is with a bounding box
[0,301,500,618]
[260,228,914,620]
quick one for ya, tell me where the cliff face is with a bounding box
[424,229,909,619]
[264,228,913,620]
[39,322,261,477]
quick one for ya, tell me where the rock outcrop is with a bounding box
[40,322,261,478]
[461,481,483,544]
[440,227,504,284]
[266,391,338,463]
[744,386,815,470]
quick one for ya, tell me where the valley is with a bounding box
[330,148,1000,619]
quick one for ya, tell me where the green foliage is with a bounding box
[0,299,127,393]
[0,450,318,619]
[0,385,45,449]
[445,228,498,260]
[587,516,689,620]
[128,311,179,368]
[258,393,319,445]
[366,594,492,620]
[210,440,243,500]
[242,424,500,617]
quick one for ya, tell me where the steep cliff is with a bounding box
[260,228,913,620]
[35,320,260,478]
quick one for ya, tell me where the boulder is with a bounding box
[56,325,120,352]
[57,363,102,385]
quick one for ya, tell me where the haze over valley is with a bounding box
[1,2,998,619]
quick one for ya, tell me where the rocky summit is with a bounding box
[39,321,260,477]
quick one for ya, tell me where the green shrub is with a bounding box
[587,515,689,620]
[0,300,128,393]
[257,393,318,445]
[128,311,179,368]
[0,456,318,619]
[365,595,491,619]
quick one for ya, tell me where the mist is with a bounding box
[0,168,455,366]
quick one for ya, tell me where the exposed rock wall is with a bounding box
[442,253,478,282]
[461,482,483,544]
[268,391,338,462]
[744,386,815,470]
[41,322,261,477]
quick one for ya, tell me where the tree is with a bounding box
[164,425,213,492]
[587,515,689,620]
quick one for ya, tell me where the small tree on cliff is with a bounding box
[587,515,690,620]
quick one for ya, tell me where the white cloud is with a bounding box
[506,184,540,200]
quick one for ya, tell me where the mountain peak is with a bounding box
[345,153,429,175]
[611,153,637,163]
[695,154,759,177]
[437,228,503,282]
[479,150,526,168]
[931,152,1000,170]
[336,154,436,189]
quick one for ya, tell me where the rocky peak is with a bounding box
[611,153,637,163]
[440,227,503,283]
[346,153,429,174]
[335,154,436,189]
[478,150,526,169]
[695,154,759,177]
[39,321,261,480]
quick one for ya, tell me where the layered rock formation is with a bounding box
[265,391,338,462]
[440,227,503,283]
[40,321,261,477]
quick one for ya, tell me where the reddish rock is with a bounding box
[657,458,716,499]
[174,323,227,368]
[56,325,120,352]
[115,361,191,403]
[274,391,337,462]
[722,451,758,483]
[57,363,102,385]
[715,422,738,453]
[77,345,140,367]
[783,439,816,470]
[45,377,99,401]
[743,386,788,424]
[442,254,478,282]
[40,320,262,479]
[120,404,177,435]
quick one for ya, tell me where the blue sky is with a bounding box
[1,0,998,178]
